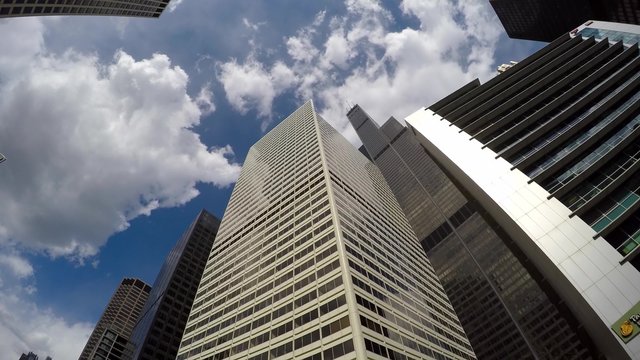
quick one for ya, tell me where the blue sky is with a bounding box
[0,0,543,358]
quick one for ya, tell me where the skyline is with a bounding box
[0,0,545,358]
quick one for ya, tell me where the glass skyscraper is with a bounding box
[130,210,220,360]
[406,20,640,359]
[79,278,151,360]
[176,101,475,359]
[348,106,601,359]
[0,0,170,18]
[490,0,640,42]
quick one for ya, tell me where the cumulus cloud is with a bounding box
[216,0,502,139]
[0,16,243,359]
[0,25,241,262]
[217,58,299,127]
[0,242,89,359]
[0,288,92,359]
[0,253,33,279]
[195,83,216,115]
[323,29,352,69]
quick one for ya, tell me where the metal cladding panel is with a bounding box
[407,108,640,359]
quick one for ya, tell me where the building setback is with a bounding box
[130,210,220,360]
[0,0,170,18]
[176,100,475,359]
[348,106,601,359]
[79,278,151,360]
[490,0,640,42]
[406,20,640,359]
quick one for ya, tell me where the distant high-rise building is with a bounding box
[348,106,602,359]
[18,352,45,360]
[177,101,475,359]
[130,210,220,360]
[79,278,151,360]
[490,0,640,42]
[0,0,170,18]
[406,20,640,359]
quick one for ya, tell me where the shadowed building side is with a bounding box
[490,0,640,42]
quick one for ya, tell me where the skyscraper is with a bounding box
[79,278,151,360]
[130,210,220,360]
[405,20,640,359]
[348,106,601,359]
[0,0,170,18]
[490,0,640,42]
[18,353,49,360]
[177,101,475,359]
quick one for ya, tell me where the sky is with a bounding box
[0,0,544,358]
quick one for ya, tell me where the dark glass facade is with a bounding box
[130,210,220,360]
[348,106,602,359]
[429,23,640,270]
[79,278,151,360]
[490,0,640,42]
[0,0,169,18]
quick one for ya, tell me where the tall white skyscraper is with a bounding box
[177,101,475,359]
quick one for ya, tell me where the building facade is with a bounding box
[176,101,475,359]
[18,353,50,360]
[0,0,170,18]
[490,0,640,42]
[79,278,151,360]
[348,106,601,359]
[130,210,220,360]
[406,21,640,359]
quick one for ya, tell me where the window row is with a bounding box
[182,259,342,346]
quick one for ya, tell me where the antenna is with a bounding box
[344,98,355,113]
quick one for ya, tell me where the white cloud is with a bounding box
[286,35,319,63]
[0,16,244,359]
[0,31,241,262]
[195,83,216,115]
[216,0,502,138]
[0,244,89,359]
[217,58,299,127]
[0,18,44,78]
[242,18,266,32]
[0,290,92,360]
[323,29,352,69]
[0,254,33,279]
[167,0,184,12]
